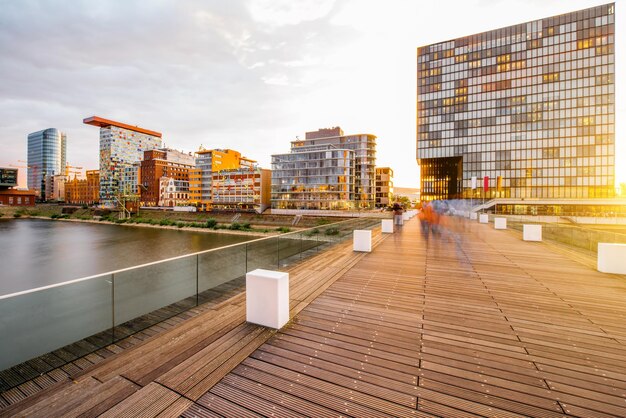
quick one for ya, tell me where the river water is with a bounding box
[0,219,254,296]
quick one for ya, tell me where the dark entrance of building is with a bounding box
[419,157,462,201]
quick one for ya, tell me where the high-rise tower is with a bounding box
[27,128,66,199]
[417,3,615,204]
[84,116,162,207]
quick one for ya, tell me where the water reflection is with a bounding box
[0,219,253,295]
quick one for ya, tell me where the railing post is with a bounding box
[277,236,280,269]
[196,254,199,307]
[111,273,115,344]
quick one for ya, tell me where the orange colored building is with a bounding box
[139,149,194,207]
[189,149,255,211]
[65,170,100,205]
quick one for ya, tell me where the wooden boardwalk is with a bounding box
[3,218,626,417]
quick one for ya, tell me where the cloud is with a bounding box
[0,0,356,180]
[1,0,623,188]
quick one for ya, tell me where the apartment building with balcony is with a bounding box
[189,148,257,211]
[271,127,377,210]
[375,167,394,208]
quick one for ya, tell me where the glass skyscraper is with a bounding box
[417,3,615,202]
[27,128,67,199]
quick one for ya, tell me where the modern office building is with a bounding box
[417,3,615,208]
[27,128,66,200]
[211,167,271,213]
[189,148,255,211]
[139,148,195,207]
[84,116,162,207]
[0,167,36,206]
[0,168,18,189]
[271,127,377,210]
[375,167,394,208]
[65,170,100,205]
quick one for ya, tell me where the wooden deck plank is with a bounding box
[5,218,626,417]
[99,383,180,418]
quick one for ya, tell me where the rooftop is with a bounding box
[2,217,626,416]
[83,116,162,138]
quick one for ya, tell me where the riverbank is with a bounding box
[0,204,346,236]
[22,215,277,237]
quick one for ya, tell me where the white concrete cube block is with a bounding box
[246,269,289,329]
[381,219,394,233]
[494,218,507,229]
[479,214,489,224]
[353,230,372,252]
[469,212,478,220]
[523,224,542,241]
[598,243,626,274]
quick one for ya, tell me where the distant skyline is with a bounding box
[0,0,624,188]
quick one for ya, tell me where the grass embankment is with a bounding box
[0,204,344,235]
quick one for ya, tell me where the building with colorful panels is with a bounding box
[84,116,162,207]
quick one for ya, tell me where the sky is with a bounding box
[0,0,623,188]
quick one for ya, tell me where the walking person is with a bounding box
[393,202,403,227]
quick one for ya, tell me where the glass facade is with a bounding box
[27,128,67,199]
[271,127,377,210]
[417,3,615,201]
[0,168,18,188]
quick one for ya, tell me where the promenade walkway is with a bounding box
[3,217,626,417]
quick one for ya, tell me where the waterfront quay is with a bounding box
[2,217,626,417]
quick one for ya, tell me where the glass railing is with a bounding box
[0,217,380,379]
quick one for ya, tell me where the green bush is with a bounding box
[229,222,242,230]
[276,226,291,233]
[177,221,186,228]
[325,227,339,236]
[159,219,172,226]
[13,213,22,218]
[205,218,217,228]
[50,213,59,219]
[304,228,320,237]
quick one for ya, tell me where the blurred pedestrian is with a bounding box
[393,202,403,226]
